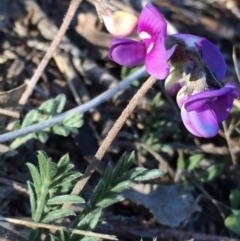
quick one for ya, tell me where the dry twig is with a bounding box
[63,76,157,210]
[232,45,240,83]
[136,142,175,179]
[222,121,238,165]
[18,0,83,105]
[0,216,117,241]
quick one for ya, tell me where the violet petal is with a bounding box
[176,89,189,108]
[185,83,238,111]
[145,35,169,79]
[181,104,219,137]
[108,39,146,67]
[137,3,167,37]
[172,34,226,80]
[207,93,235,123]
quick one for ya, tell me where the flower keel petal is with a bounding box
[181,105,219,138]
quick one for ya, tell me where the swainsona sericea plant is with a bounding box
[105,3,239,138]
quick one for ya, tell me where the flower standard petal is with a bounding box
[145,35,169,79]
[108,39,146,66]
[137,3,167,37]
[181,104,219,138]
[172,34,226,80]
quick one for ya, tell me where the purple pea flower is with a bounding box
[108,3,170,79]
[165,34,239,137]
[177,84,239,137]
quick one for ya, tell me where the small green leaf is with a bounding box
[39,99,54,114]
[26,163,41,198]
[177,157,185,170]
[27,181,36,216]
[230,189,240,209]
[103,163,113,187]
[55,94,66,114]
[160,144,173,153]
[13,120,21,130]
[121,152,135,173]
[88,209,102,230]
[113,153,127,177]
[134,169,165,181]
[150,143,161,152]
[63,113,83,129]
[51,172,82,189]
[54,181,76,193]
[90,180,105,206]
[38,151,49,181]
[225,211,240,234]
[49,162,58,179]
[58,153,70,167]
[111,181,131,192]
[60,230,71,241]
[96,194,124,208]
[38,151,58,181]
[36,132,49,143]
[198,164,223,183]
[22,110,39,127]
[55,164,75,177]
[52,126,69,136]
[10,133,37,149]
[119,167,146,181]
[42,209,76,223]
[76,208,102,230]
[47,195,85,205]
[188,154,203,171]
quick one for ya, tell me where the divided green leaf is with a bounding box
[10,94,83,149]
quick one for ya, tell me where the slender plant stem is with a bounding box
[222,121,237,165]
[0,216,118,240]
[232,45,240,83]
[18,0,83,105]
[63,76,156,210]
[0,66,146,143]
